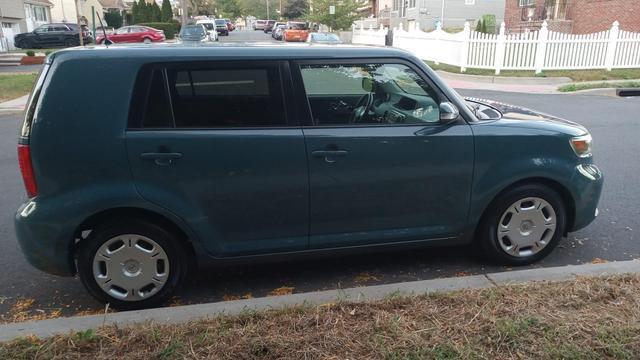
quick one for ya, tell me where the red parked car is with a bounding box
[96,25,165,44]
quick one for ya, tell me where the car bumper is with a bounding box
[569,163,604,232]
[14,200,76,276]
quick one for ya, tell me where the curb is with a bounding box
[435,70,571,85]
[1,259,639,342]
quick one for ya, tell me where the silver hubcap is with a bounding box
[497,197,556,257]
[92,234,170,301]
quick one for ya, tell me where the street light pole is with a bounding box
[440,0,445,28]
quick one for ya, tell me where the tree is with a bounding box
[104,9,124,28]
[283,0,308,19]
[161,0,173,21]
[152,2,162,21]
[304,0,359,30]
[131,1,140,23]
[237,0,268,19]
[217,0,242,19]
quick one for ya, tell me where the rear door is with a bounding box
[126,61,309,257]
[293,59,474,249]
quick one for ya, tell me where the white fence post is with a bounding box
[493,22,506,75]
[459,22,471,72]
[604,21,620,71]
[534,21,549,74]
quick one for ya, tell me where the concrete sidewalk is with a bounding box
[0,259,638,342]
[0,95,28,114]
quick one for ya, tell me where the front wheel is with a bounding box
[143,37,152,44]
[77,219,188,310]
[477,184,566,265]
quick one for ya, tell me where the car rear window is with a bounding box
[130,64,287,129]
[288,23,308,30]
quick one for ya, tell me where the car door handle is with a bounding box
[140,152,182,166]
[311,150,348,158]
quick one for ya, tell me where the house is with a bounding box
[0,0,52,50]
[504,0,640,34]
[49,0,78,23]
[81,0,126,30]
[378,0,505,31]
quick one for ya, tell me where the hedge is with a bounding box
[138,22,181,39]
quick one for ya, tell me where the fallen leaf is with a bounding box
[354,272,380,283]
[268,286,295,296]
[591,258,608,264]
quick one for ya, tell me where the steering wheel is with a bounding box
[349,93,374,124]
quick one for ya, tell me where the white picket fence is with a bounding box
[352,21,640,74]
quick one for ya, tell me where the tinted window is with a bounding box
[288,22,308,30]
[300,63,441,125]
[143,70,173,128]
[167,67,286,128]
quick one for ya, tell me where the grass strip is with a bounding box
[558,81,640,92]
[0,73,37,103]
[1,275,639,359]
[425,61,640,82]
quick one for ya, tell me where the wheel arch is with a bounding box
[474,177,576,238]
[69,207,197,274]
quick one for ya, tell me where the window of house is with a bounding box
[519,0,535,6]
[33,6,48,22]
[408,0,416,8]
[300,63,441,126]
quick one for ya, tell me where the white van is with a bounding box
[196,19,219,41]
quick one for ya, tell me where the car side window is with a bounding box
[116,27,129,34]
[134,64,288,129]
[300,63,441,126]
[34,26,48,33]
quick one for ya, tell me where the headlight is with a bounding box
[570,133,592,158]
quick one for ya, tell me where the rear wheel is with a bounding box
[477,183,566,265]
[19,39,33,49]
[77,219,188,310]
[143,37,151,44]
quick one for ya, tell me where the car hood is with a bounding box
[466,97,588,137]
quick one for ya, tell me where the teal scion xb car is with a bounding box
[15,44,603,309]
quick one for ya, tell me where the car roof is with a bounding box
[49,43,412,62]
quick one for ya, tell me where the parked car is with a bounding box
[94,26,115,36]
[283,21,309,42]
[215,19,229,36]
[263,20,277,33]
[253,19,266,30]
[14,23,91,48]
[16,45,602,309]
[306,32,341,44]
[196,19,219,41]
[178,24,208,42]
[96,25,165,45]
[223,19,235,31]
[272,23,286,40]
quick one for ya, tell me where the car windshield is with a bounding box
[200,23,214,30]
[181,26,204,36]
[288,23,308,30]
[215,20,226,25]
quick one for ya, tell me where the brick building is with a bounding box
[504,0,640,34]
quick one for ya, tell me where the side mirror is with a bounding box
[439,102,459,122]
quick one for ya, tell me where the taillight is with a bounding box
[17,144,37,198]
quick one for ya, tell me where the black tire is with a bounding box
[477,183,566,265]
[19,39,33,49]
[77,219,188,310]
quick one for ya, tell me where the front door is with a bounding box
[295,60,474,248]
[126,61,309,257]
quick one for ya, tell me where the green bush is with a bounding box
[44,50,53,56]
[26,50,35,56]
[104,9,123,28]
[138,22,180,39]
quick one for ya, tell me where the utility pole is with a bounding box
[440,0,445,28]
[266,0,270,20]
[74,0,84,46]
[180,0,187,26]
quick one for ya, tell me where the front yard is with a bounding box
[0,73,37,103]
[2,275,638,359]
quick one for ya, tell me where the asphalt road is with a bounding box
[0,30,639,318]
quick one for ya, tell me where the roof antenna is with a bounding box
[96,11,113,46]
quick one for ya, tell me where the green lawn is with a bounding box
[558,81,640,92]
[425,61,640,82]
[0,73,37,103]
